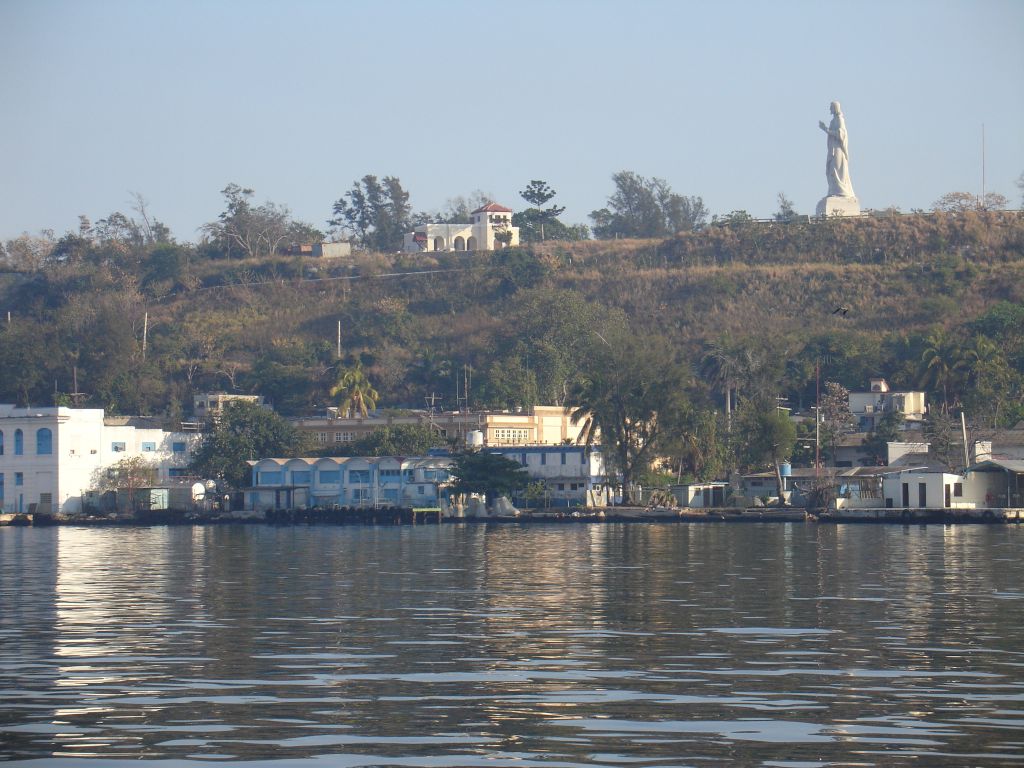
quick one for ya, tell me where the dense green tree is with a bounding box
[742,408,797,503]
[449,450,530,506]
[329,175,411,251]
[344,424,443,457]
[566,327,691,504]
[190,400,309,489]
[512,209,589,242]
[664,407,726,483]
[590,171,706,239]
[142,243,192,295]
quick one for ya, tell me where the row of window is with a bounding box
[0,428,52,456]
[0,430,188,457]
[257,469,450,486]
[508,451,587,466]
[314,432,356,443]
[112,441,188,453]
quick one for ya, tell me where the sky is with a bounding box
[1,0,1022,242]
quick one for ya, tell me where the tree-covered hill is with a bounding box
[1,211,1023,444]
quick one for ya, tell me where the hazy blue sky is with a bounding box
[2,0,1022,242]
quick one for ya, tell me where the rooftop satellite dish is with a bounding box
[192,482,207,501]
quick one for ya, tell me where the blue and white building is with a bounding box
[488,445,611,508]
[245,445,611,513]
[245,456,455,513]
[0,405,199,515]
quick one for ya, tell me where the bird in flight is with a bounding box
[832,306,850,316]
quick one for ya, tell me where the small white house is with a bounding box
[671,482,730,508]
[880,469,987,509]
[403,203,520,252]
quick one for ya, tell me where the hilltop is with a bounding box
[1,210,1022,430]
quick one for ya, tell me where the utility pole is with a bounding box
[142,312,148,361]
[981,123,986,208]
[815,359,821,477]
[337,320,342,359]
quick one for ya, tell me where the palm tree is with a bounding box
[917,332,969,413]
[330,362,379,418]
[701,337,746,433]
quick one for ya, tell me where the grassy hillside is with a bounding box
[1,211,1022,428]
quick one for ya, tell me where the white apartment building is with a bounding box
[0,405,199,515]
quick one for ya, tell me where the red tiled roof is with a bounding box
[471,202,513,214]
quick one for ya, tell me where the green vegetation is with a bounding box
[340,425,444,458]
[2,184,1023,489]
[189,401,309,488]
[449,450,530,506]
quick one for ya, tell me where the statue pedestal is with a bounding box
[816,196,861,217]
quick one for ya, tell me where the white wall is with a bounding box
[881,471,986,509]
[0,406,197,515]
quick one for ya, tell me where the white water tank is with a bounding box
[466,430,484,447]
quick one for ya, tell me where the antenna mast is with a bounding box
[981,123,986,208]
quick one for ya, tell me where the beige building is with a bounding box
[403,203,520,252]
[848,378,926,432]
[292,405,586,450]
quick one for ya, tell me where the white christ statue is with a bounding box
[818,101,855,198]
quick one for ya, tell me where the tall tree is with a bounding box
[566,327,691,504]
[202,183,292,259]
[744,408,797,504]
[590,171,706,239]
[819,381,854,463]
[190,400,309,489]
[917,331,969,413]
[329,175,412,252]
[449,450,530,507]
[774,192,798,222]
[518,180,566,241]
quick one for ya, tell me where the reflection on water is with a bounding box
[1,524,1022,766]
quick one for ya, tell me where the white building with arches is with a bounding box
[403,202,520,252]
[0,405,198,515]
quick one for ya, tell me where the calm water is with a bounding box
[1,523,1022,767]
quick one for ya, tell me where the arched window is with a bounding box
[37,428,53,455]
[14,429,23,456]
[453,236,466,251]
[466,236,477,251]
[433,236,445,251]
